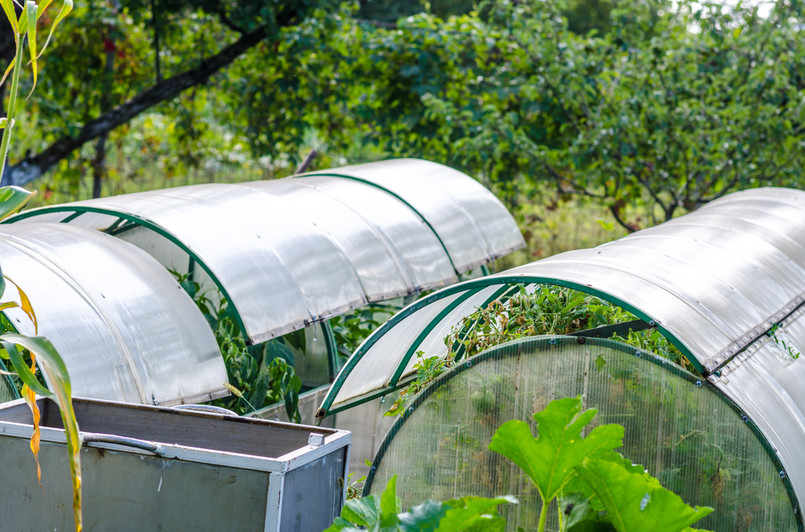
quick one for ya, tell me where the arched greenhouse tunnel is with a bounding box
[3,158,524,417]
[317,187,805,530]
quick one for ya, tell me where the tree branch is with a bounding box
[2,26,267,186]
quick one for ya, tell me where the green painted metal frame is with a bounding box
[322,320,339,381]
[387,289,479,387]
[450,285,518,362]
[361,335,803,530]
[7,206,251,343]
[318,275,702,419]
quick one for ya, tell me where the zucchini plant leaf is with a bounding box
[575,459,713,532]
[489,396,624,503]
[326,476,395,531]
[434,495,516,531]
[0,186,34,221]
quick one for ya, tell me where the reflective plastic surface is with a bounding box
[0,223,225,405]
[10,159,524,343]
[321,187,805,521]
[369,337,797,531]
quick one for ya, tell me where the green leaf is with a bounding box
[575,459,713,532]
[488,396,624,503]
[24,1,37,95]
[397,500,448,530]
[436,495,517,531]
[0,186,34,221]
[0,332,82,530]
[0,340,52,396]
[36,0,73,61]
[0,0,18,37]
[562,492,615,531]
[340,495,382,527]
[380,475,401,517]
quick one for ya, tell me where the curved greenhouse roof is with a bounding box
[0,223,226,405]
[319,187,805,520]
[9,159,524,343]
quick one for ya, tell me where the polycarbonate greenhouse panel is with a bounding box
[0,223,226,405]
[319,187,805,522]
[246,176,456,295]
[711,305,805,513]
[331,291,470,407]
[8,159,524,343]
[367,337,798,531]
[305,159,524,272]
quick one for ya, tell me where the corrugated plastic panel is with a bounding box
[304,158,525,272]
[368,337,797,531]
[320,188,805,521]
[0,223,225,405]
[9,159,523,343]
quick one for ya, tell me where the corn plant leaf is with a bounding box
[22,383,42,483]
[3,276,37,331]
[0,117,6,129]
[575,459,713,532]
[36,0,72,60]
[0,265,5,297]
[0,186,34,221]
[0,300,19,312]
[35,0,53,20]
[0,0,18,36]
[0,333,83,532]
[489,396,624,504]
[24,1,37,95]
[1,340,52,396]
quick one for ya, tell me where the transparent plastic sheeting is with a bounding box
[9,159,524,344]
[0,223,226,405]
[368,338,798,532]
[320,187,805,521]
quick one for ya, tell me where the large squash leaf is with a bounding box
[489,396,624,503]
[575,459,712,532]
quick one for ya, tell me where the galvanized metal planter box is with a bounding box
[0,397,351,531]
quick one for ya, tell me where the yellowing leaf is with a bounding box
[3,276,37,332]
[24,1,38,95]
[36,0,73,61]
[0,334,82,532]
[0,0,18,36]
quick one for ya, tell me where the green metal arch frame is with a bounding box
[297,172,462,276]
[7,206,251,342]
[362,335,803,530]
[317,275,703,418]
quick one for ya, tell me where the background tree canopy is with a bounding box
[1,0,803,232]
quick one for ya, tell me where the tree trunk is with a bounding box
[1,26,267,187]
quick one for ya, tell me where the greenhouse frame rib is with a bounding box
[8,159,524,345]
[319,187,805,523]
